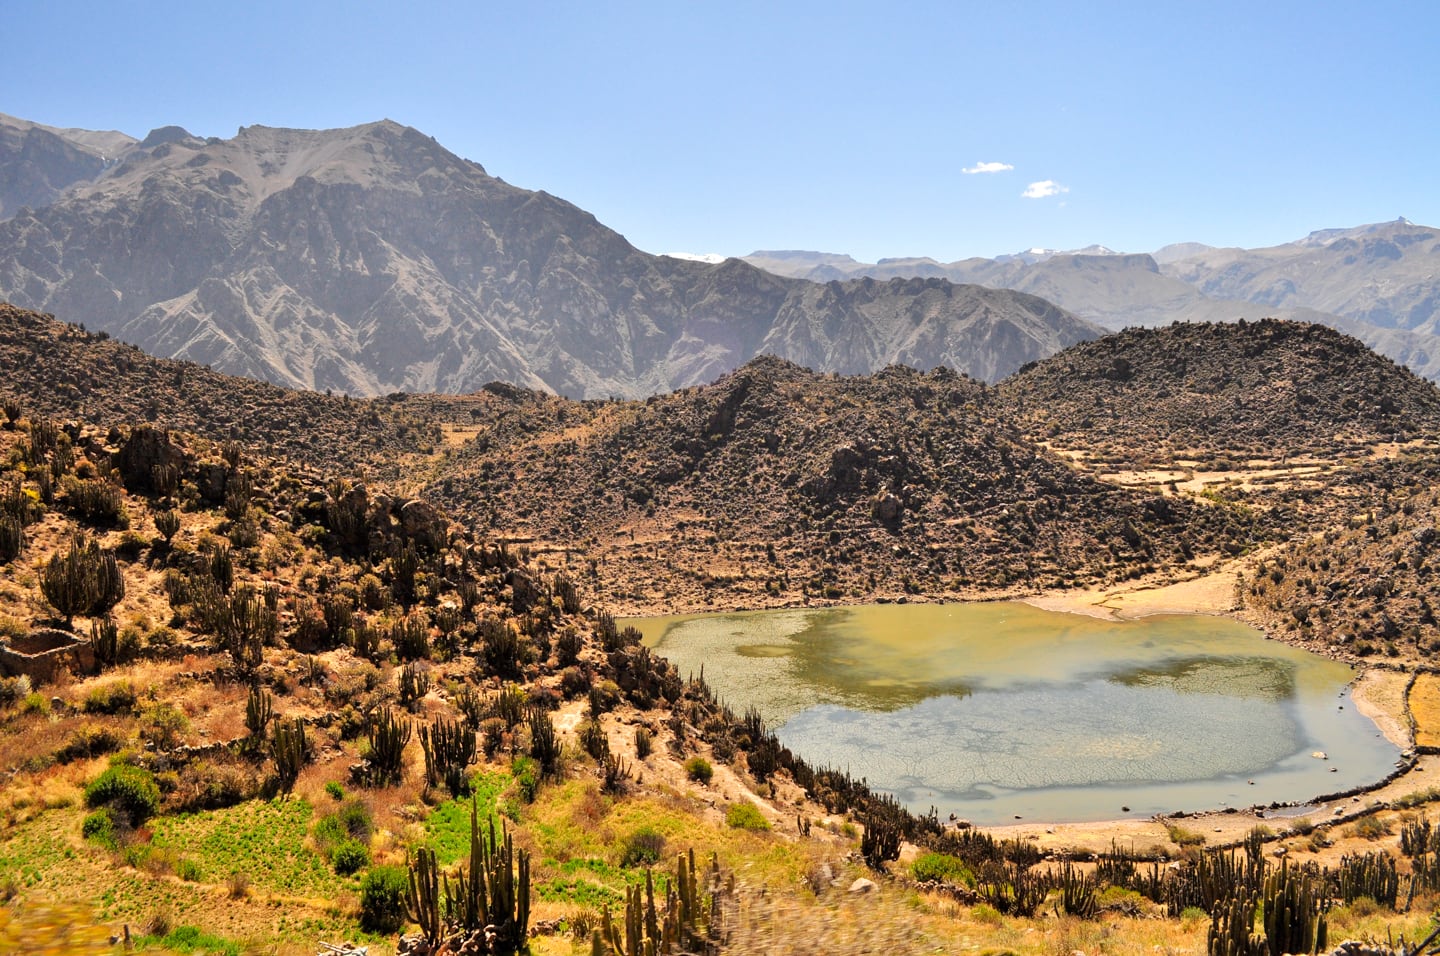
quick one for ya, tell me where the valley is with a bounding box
[2,300,1440,955]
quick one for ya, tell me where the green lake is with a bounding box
[629,602,1401,825]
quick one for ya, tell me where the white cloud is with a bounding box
[962,161,1013,175]
[1022,180,1068,199]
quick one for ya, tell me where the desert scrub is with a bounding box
[725,802,770,831]
[911,851,973,885]
[619,826,666,867]
[85,763,160,826]
[1166,823,1206,847]
[359,864,409,933]
[684,756,713,784]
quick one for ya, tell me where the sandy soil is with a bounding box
[1021,559,1242,621]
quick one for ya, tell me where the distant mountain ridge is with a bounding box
[742,217,1440,380]
[0,113,1099,398]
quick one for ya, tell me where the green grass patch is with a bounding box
[724,802,769,832]
[136,925,242,956]
[149,798,343,898]
[422,770,509,865]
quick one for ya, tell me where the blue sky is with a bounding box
[4,0,1437,261]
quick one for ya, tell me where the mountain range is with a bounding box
[744,218,1440,379]
[0,113,1096,398]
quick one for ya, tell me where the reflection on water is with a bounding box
[629,603,1400,824]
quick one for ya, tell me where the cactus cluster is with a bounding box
[593,849,727,956]
[420,716,476,797]
[41,535,126,626]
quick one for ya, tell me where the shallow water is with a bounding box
[629,603,1400,824]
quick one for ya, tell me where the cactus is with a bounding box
[1334,850,1399,907]
[1261,861,1328,956]
[365,707,412,786]
[579,718,609,761]
[1208,893,1265,956]
[41,536,125,626]
[405,846,443,945]
[860,810,901,871]
[1057,860,1098,919]
[527,702,561,778]
[593,849,727,956]
[398,662,430,710]
[90,618,120,670]
[445,803,531,953]
[153,509,181,546]
[634,726,654,760]
[420,715,477,797]
[244,684,274,753]
[270,718,308,793]
[217,586,277,675]
[0,514,24,563]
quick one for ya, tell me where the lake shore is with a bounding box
[629,556,1421,845]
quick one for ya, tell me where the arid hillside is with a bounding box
[427,355,1265,613]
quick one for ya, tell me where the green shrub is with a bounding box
[725,802,770,831]
[359,864,409,933]
[85,763,160,825]
[911,851,972,885]
[1348,815,1391,841]
[324,781,345,801]
[81,808,118,849]
[331,839,370,876]
[1166,823,1206,847]
[512,755,540,803]
[684,756,713,784]
[619,826,666,867]
[83,681,137,715]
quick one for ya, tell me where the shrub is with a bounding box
[83,681,138,715]
[912,852,973,885]
[81,808,118,849]
[725,802,770,831]
[324,781,345,801]
[1166,823,1206,847]
[620,827,666,867]
[512,755,540,804]
[84,763,161,826]
[331,839,370,876]
[359,864,409,933]
[1348,815,1391,841]
[684,757,713,785]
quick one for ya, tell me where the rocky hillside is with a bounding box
[0,116,1098,398]
[998,319,1440,469]
[427,355,1263,613]
[0,303,473,475]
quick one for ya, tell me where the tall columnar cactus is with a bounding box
[41,536,125,627]
[527,702,560,778]
[1208,892,1265,956]
[245,685,274,745]
[445,802,530,953]
[1261,861,1328,956]
[406,846,443,945]
[420,716,477,797]
[270,718,308,793]
[366,707,412,785]
[594,850,726,956]
[90,618,120,670]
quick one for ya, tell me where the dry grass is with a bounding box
[1410,673,1440,749]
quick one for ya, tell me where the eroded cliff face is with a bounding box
[0,118,1098,397]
